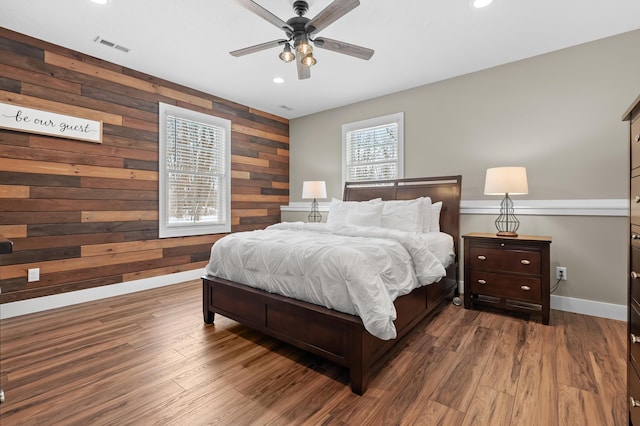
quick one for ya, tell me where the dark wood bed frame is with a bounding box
[202,175,462,394]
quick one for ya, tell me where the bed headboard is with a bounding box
[343,175,462,253]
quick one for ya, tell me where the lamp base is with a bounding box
[493,193,520,237]
[308,198,322,223]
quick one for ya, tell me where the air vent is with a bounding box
[94,36,131,53]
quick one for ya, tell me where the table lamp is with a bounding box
[302,181,327,222]
[484,167,528,237]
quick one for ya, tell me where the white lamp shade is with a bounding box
[484,167,528,195]
[302,181,327,199]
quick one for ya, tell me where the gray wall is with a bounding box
[284,29,640,308]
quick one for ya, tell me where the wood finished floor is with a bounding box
[0,280,627,425]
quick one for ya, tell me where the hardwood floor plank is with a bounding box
[589,351,627,426]
[461,385,514,426]
[433,307,480,351]
[555,310,599,393]
[148,386,257,426]
[431,325,500,411]
[37,378,185,425]
[522,314,558,356]
[510,350,559,425]
[402,399,465,425]
[558,383,610,426]
[357,350,431,424]
[293,386,353,425]
[249,364,349,425]
[594,314,627,358]
[479,319,527,396]
[0,281,627,425]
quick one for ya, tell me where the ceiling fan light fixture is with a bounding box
[294,34,313,56]
[279,43,295,63]
[231,0,374,80]
[296,42,312,55]
[302,53,316,67]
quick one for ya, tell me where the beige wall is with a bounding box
[285,29,640,307]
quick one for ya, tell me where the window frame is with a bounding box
[158,102,231,238]
[341,112,404,186]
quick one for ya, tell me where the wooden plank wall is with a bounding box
[0,28,289,303]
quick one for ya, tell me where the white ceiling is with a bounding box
[2,0,640,119]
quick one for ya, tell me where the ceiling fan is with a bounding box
[230,0,374,80]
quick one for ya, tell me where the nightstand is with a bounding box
[462,232,552,325]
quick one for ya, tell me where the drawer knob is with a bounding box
[520,285,531,291]
[520,259,531,265]
[477,255,486,261]
[631,396,640,408]
[631,333,640,344]
[636,196,640,204]
[632,271,640,280]
[633,234,640,240]
[478,279,487,285]
[636,134,640,142]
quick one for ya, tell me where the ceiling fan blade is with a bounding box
[306,0,360,35]
[230,39,287,57]
[313,37,374,60]
[236,0,293,32]
[296,56,311,80]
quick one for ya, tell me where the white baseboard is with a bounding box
[550,294,626,321]
[0,269,204,320]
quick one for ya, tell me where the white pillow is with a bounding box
[326,198,382,225]
[380,198,424,233]
[430,201,443,232]
[421,197,433,233]
[345,209,383,227]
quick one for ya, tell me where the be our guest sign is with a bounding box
[0,102,102,143]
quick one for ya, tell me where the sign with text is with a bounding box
[0,102,102,143]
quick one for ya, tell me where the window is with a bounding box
[342,112,404,184]
[159,103,231,238]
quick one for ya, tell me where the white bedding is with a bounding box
[204,222,455,340]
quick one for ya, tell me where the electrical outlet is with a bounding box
[556,266,567,281]
[28,267,40,282]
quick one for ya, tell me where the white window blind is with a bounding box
[342,112,404,183]
[159,103,231,238]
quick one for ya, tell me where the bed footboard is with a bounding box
[202,273,455,395]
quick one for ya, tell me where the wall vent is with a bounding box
[94,36,131,53]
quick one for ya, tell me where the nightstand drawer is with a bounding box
[469,247,541,275]
[468,271,541,303]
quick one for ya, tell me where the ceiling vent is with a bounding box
[94,36,131,53]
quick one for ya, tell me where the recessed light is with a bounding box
[471,0,493,8]
[273,77,284,84]
[90,0,110,4]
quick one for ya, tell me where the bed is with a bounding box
[202,175,462,394]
